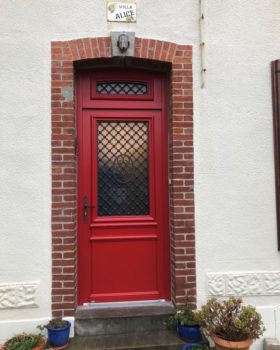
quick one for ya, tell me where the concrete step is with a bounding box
[75,301,174,336]
[264,338,280,350]
[67,329,186,350]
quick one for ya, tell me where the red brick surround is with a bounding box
[51,37,195,317]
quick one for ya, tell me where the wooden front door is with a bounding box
[77,70,170,304]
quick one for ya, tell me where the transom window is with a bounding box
[96,81,148,95]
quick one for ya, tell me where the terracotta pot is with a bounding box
[33,340,46,350]
[50,344,69,350]
[211,334,253,350]
[0,339,45,350]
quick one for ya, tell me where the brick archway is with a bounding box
[51,37,195,317]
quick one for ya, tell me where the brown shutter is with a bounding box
[271,60,280,250]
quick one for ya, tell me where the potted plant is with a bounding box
[197,297,265,350]
[41,318,71,349]
[0,333,45,350]
[182,344,209,350]
[166,299,203,341]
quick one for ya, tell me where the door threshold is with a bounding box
[75,300,174,319]
[82,299,168,307]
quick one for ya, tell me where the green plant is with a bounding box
[166,298,202,326]
[2,333,43,350]
[38,318,68,330]
[197,297,265,341]
[188,346,209,350]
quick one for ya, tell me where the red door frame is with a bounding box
[77,70,170,304]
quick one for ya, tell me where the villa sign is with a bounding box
[107,2,136,23]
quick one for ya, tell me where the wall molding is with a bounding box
[0,282,39,309]
[207,272,280,296]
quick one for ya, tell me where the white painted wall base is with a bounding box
[0,317,75,345]
[276,306,280,340]
[253,307,278,350]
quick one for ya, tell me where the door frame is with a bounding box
[51,37,195,317]
[77,71,170,304]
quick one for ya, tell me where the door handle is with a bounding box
[83,196,95,223]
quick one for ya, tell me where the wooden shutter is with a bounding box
[271,60,280,250]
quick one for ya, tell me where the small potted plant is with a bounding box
[166,298,203,341]
[0,333,45,350]
[197,297,265,350]
[41,318,71,349]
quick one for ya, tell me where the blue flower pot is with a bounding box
[177,323,202,342]
[47,320,71,348]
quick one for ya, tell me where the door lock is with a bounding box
[83,196,95,223]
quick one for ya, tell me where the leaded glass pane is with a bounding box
[96,81,148,95]
[97,121,149,216]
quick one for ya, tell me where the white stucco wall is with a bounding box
[194,1,280,345]
[195,0,280,300]
[0,0,280,345]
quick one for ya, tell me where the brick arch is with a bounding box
[51,37,195,317]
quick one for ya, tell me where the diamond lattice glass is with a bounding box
[96,81,148,95]
[97,121,149,216]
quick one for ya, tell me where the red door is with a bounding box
[77,70,170,304]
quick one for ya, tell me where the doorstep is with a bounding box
[75,300,174,318]
[71,300,181,349]
[66,329,186,350]
[74,300,174,337]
